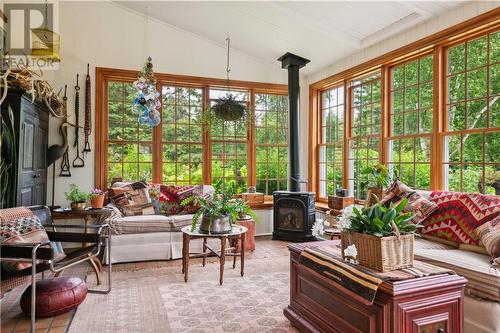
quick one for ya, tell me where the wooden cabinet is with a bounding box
[1,90,49,207]
[285,242,467,333]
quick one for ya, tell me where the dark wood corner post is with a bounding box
[278,53,310,192]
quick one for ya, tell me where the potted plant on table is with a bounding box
[361,163,390,206]
[181,180,256,234]
[89,188,106,209]
[340,197,419,272]
[65,184,90,211]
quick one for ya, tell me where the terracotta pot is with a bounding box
[90,194,105,209]
[71,202,86,211]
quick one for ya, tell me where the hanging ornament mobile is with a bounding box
[132,57,161,127]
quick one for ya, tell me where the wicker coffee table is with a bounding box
[181,225,248,285]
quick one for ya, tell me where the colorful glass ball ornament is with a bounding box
[132,57,161,127]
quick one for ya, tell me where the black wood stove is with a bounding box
[272,53,315,242]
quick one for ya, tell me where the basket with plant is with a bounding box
[341,196,420,272]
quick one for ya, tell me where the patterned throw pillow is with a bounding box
[156,185,214,216]
[380,180,438,224]
[474,215,500,262]
[422,191,500,245]
[158,185,192,215]
[109,181,155,216]
[380,180,414,206]
[1,215,50,272]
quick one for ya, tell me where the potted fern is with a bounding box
[341,197,419,272]
[181,180,256,234]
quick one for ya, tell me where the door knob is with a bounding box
[32,173,37,179]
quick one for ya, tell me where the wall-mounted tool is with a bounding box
[72,74,85,168]
[60,85,72,177]
[83,64,92,153]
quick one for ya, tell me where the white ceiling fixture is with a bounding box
[114,1,465,75]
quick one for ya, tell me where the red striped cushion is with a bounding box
[422,191,500,245]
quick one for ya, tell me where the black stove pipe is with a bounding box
[278,53,310,192]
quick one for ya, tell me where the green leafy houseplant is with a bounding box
[181,180,256,233]
[361,163,390,189]
[65,184,89,211]
[346,198,418,237]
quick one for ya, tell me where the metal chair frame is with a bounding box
[1,223,112,333]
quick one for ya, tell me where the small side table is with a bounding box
[181,225,248,285]
[51,207,113,230]
[51,207,113,271]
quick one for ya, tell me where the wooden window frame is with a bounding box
[308,8,500,201]
[161,85,205,186]
[442,29,500,193]
[347,73,382,200]
[95,68,287,190]
[318,85,345,200]
[254,92,289,196]
[387,52,434,190]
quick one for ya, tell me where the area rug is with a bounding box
[68,256,298,333]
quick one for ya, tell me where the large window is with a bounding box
[107,81,153,184]
[309,15,500,202]
[444,31,500,194]
[162,86,204,185]
[388,54,433,189]
[319,85,344,198]
[96,70,288,195]
[348,73,381,199]
[210,88,249,192]
[255,93,289,195]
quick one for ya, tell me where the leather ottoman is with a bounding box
[20,276,87,318]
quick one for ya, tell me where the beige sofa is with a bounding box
[103,182,220,264]
[411,190,500,333]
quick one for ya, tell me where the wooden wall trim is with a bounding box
[94,67,287,190]
[95,67,288,92]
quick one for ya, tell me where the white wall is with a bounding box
[47,1,287,205]
[299,2,498,192]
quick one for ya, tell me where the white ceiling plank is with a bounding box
[268,2,362,49]
[113,1,466,75]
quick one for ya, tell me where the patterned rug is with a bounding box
[69,256,298,333]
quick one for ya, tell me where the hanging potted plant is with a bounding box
[340,197,419,272]
[207,36,248,122]
[211,93,247,121]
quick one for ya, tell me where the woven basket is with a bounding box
[341,230,414,272]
